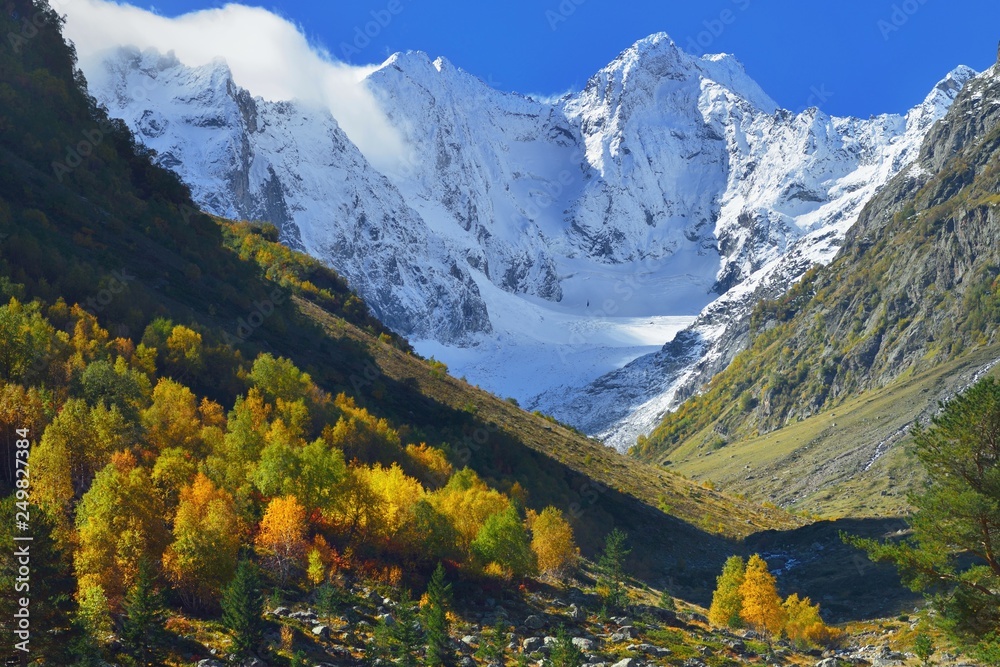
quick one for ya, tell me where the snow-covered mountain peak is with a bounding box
[84,35,975,447]
[907,65,977,132]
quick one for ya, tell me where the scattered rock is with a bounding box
[568,604,586,621]
[523,637,544,652]
[312,624,331,640]
[572,637,595,651]
[816,659,839,667]
[611,659,638,667]
[461,635,479,646]
[524,615,546,630]
[270,606,290,617]
[618,626,639,639]
[197,661,225,667]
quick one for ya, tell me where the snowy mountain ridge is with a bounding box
[83,34,974,449]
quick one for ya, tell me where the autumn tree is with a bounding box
[141,377,203,455]
[32,398,128,532]
[256,495,308,584]
[162,473,242,609]
[0,297,58,383]
[739,554,786,643]
[74,452,169,606]
[472,506,537,579]
[249,353,313,404]
[782,593,824,648]
[430,468,509,551]
[709,555,746,629]
[528,506,580,578]
[164,324,204,378]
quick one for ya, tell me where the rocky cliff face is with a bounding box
[85,36,972,446]
[634,62,1000,463]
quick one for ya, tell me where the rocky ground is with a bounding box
[176,569,979,667]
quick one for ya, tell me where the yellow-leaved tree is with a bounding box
[708,555,746,629]
[528,507,580,578]
[74,451,169,608]
[739,554,786,642]
[162,473,242,610]
[783,593,843,649]
[256,495,308,584]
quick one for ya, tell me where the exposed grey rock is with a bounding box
[524,615,546,630]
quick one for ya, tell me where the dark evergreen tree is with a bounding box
[368,590,422,667]
[221,558,265,663]
[0,499,80,664]
[547,626,584,667]
[597,528,631,610]
[474,617,508,665]
[422,563,454,666]
[121,558,166,666]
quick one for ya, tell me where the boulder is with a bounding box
[312,624,331,640]
[524,614,546,630]
[523,637,544,653]
[611,659,638,667]
[572,637,595,652]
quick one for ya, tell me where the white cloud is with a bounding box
[57,0,408,171]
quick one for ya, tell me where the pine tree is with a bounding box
[121,558,166,666]
[392,592,424,667]
[370,590,422,667]
[221,558,265,662]
[423,563,454,666]
[848,378,1000,650]
[475,617,508,665]
[708,555,746,629]
[597,528,631,610]
[738,554,785,643]
[914,633,935,667]
[548,626,584,667]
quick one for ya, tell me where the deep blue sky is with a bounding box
[142,0,1000,117]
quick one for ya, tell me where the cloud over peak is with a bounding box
[61,0,406,171]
